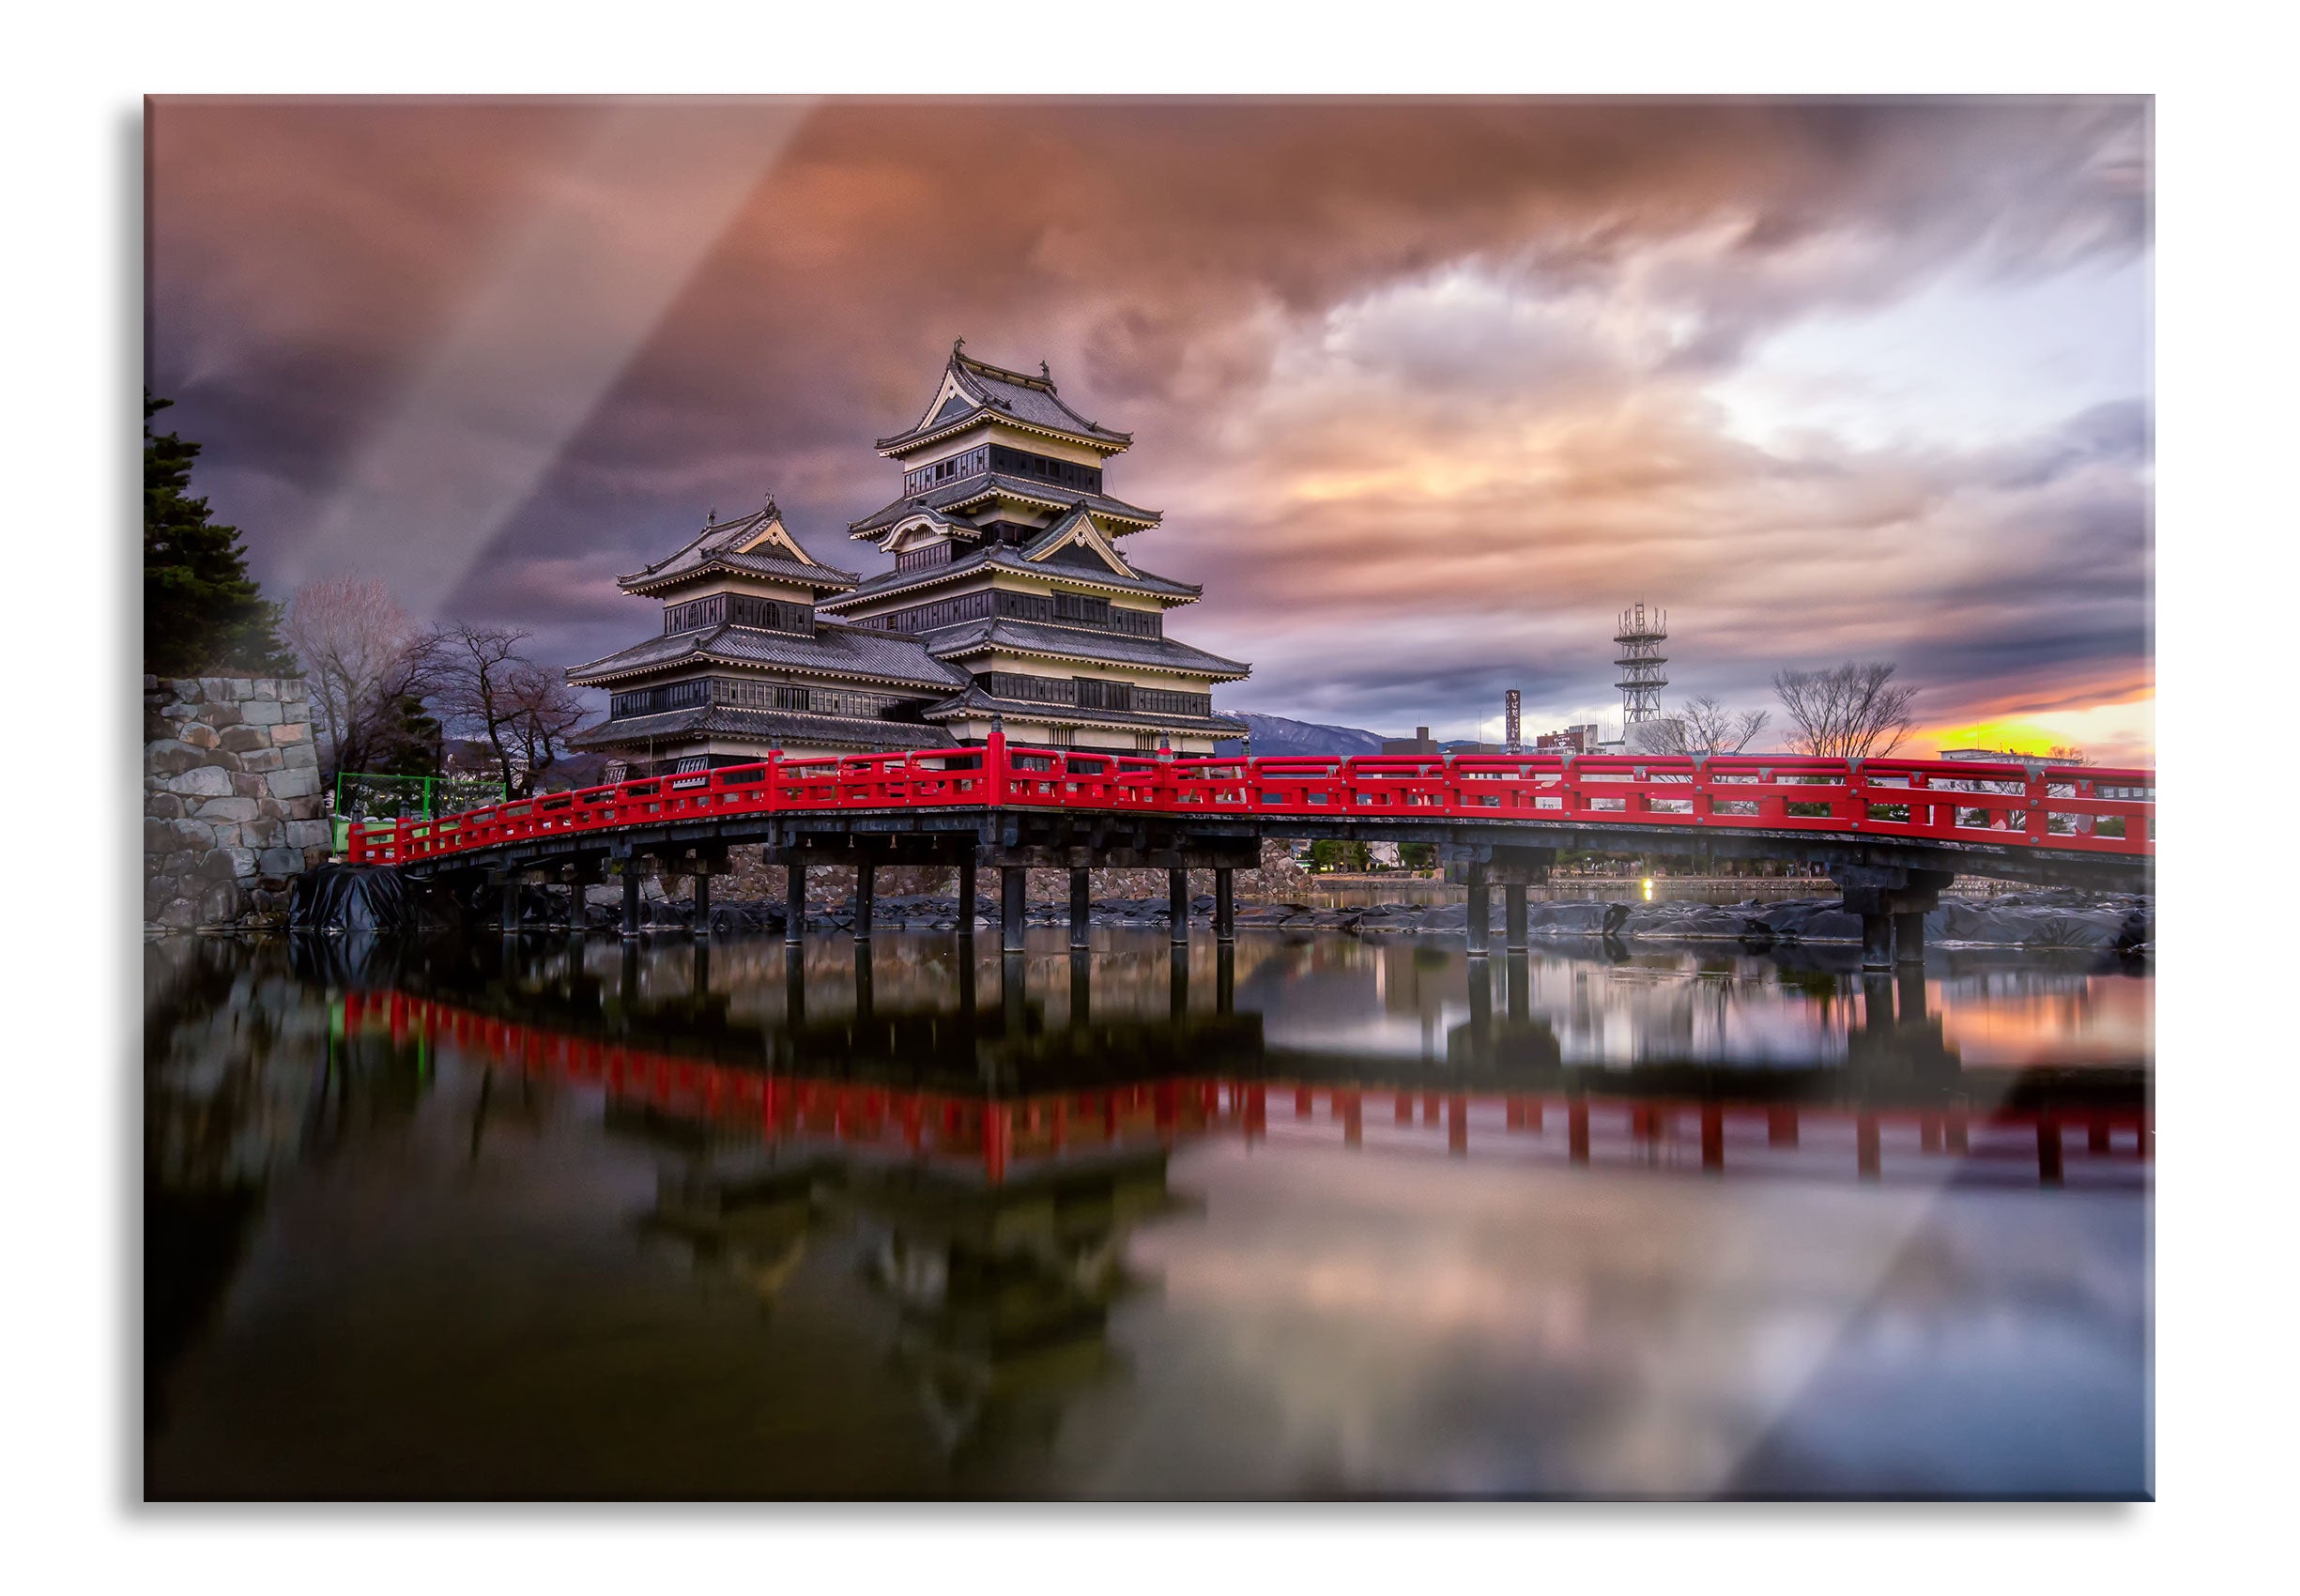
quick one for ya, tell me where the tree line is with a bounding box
[145,393,588,801]
[1631,663,2083,764]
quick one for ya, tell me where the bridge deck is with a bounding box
[347,735,2153,887]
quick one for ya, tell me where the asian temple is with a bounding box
[567,343,1250,774]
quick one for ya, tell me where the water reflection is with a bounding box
[144,928,2151,1498]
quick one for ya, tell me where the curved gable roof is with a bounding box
[875,342,1134,455]
[621,500,860,593]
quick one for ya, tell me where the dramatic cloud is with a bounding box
[146,96,2152,761]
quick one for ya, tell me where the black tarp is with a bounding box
[287,865,444,934]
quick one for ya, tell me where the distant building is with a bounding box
[1534,723,1601,755]
[566,343,1250,772]
[1380,726,1443,756]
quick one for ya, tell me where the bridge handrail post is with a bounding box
[987,724,1008,809]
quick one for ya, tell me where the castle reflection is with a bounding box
[144,928,2153,1498]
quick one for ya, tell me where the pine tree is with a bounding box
[144,392,295,678]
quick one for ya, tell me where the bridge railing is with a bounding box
[344,734,2154,866]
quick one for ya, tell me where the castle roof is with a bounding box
[820,531,1203,612]
[847,472,1161,540]
[923,616,1252,682]
[568,705,959,756]
[566,617,967,692]
[875,342,1133,457]
[620,501,859,594]
[921,680,1247,738]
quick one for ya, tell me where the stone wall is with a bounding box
[145,676,330,932]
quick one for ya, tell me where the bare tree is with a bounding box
[436,622,590,796]
[1633,695,1771,756]
[2046,744,2092,766]
[284,575,444,789]
[1770,661,1919,759]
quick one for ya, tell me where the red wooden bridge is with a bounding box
[342,732,2153,966]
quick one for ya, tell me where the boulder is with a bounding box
[197,880,241,924]
[163,765,236,798]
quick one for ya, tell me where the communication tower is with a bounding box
[1614,603,1669,729]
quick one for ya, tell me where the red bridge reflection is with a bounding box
[343,990,2151,1189]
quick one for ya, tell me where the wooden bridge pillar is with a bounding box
[1215,942,1235,1014]
[1214,867,1235,944]
[1859,913,1894,971]
[853,860,876,943]
[1464,860,1490,957]
[1169,868,1189,944]
[1001,866,1027,954]
[1894,910,1926,966]
[499,880,520,936]
[1833,866,1954,972]
[1068,867,1091,949]
[691,872,711,938]
[784,861,806,945]
[1503,882,1528,953]
[957,855,977,934]
[620,866,641,941]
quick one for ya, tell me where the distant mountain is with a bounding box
[1213,711,1393,758]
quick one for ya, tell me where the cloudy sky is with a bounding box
[146,97,2151,761]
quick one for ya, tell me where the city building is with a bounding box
[566,344,1250,773]
[1381,727,1442,756]
[1535,723,1601,755]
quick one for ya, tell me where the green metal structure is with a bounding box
[330,772,508,855]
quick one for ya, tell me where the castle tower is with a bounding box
[564,343,1252,773]
[820,342,1250,755]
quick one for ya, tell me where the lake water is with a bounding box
[144,928,2151,1500]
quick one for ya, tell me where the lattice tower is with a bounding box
[1614,603,1669,727]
